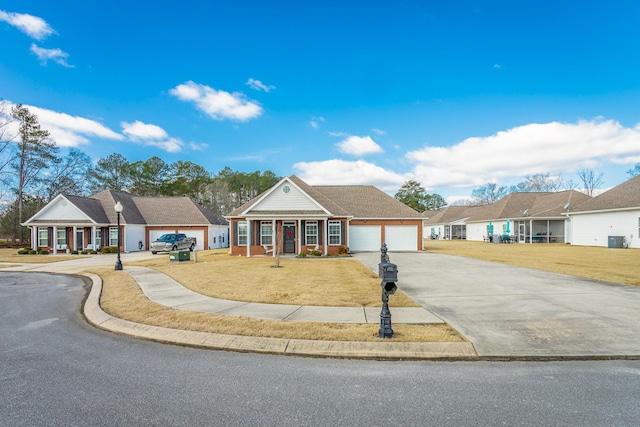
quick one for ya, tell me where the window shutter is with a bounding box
[233,221,238,246]
[301,220,306,245]
[341,221,345,245]
[318,221,323,245]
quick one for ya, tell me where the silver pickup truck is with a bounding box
[150,233,196,254]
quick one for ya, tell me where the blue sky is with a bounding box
[2,1,640,202]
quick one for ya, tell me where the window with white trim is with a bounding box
[238,221,248,246]
[95,229,102,248]
[328,220,341,245]
[57,228,67,245]
[260,221,273,245]
[305,221,318,245]
[38,228,48,247]
[109,227,119,246]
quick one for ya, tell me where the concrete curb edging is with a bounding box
[81,273,478,360]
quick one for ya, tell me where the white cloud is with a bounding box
[0,10,55,40]
[336,135,383,156]
[23,104,123,147]
[293,159,408,192]
[246,78,275,92]
[169,81,262,121]
[121,120,184,153]
[405,118,640,189]
[30,44,73,67]
[189,142,208,151]
[121,120,168,140]
[310,116,325,129]
[372,128,386,135]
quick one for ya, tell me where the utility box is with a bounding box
[608,236,625,248]
[169,250,190,262]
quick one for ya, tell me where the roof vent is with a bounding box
[522,209,529,216]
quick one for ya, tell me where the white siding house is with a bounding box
[566,174,640,249]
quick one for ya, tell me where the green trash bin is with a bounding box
[169,250,190,262]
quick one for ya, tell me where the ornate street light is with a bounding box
[114,201,123,271]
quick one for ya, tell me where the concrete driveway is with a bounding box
[354,251,640,358]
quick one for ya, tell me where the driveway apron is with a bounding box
[353,251,640,357]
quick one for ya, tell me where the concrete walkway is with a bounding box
[127,266,442,324]
[353,252,640,358]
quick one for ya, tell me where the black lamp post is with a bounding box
[114,201,123,271]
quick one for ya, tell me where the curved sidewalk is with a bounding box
[127,266,443,324]
[82,270,477,360]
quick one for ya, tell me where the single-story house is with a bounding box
[224,175,424,256]
[565,174,640,249]
[22,190,229,253]
[425,190,592,244]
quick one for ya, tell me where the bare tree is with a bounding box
[510,173,576,192]
[10,104,59,242]
[627,163,640,177]
[0,102,18,206]
[471,183,508,205]
[577,169,604,196]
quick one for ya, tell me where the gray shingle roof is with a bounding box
[227,175,422,219]
[61,191,226,226]
[569,174,640,212]
[425,190,592,224]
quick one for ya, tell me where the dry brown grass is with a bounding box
[130,250,420,307]
[96,267,463,342]
[425,240,640,286]
[0,248,85,264]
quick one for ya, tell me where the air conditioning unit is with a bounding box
[608,236,625,248]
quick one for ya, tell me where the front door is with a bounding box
[76,229,84,250]
[283,224,296,254]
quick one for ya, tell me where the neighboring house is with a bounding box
[565,174,640,249]
[423,206,471,240]
[425,190,591,244]
[224,175,424,257]
[22,190,229,254]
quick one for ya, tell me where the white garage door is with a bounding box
[349,225,381,251]
[179,229,205,250]
[384,225,418,251]
[148,230,168,247]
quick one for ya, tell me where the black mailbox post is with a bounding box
[378,243,398,339]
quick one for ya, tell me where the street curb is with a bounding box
[81,273,479,360]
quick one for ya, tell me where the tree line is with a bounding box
[0,104,280,242]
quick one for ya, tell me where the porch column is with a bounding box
[53,225,58,254]
[32,227,37,251]
[73,226,77,251]
[324,219,328,255]
[92,226,96,250]
[246,219,251,258]
[547,220,550,243]
[297,219,302,254]
[272,219,276,257]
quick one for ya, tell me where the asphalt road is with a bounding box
[2,271,640,426]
